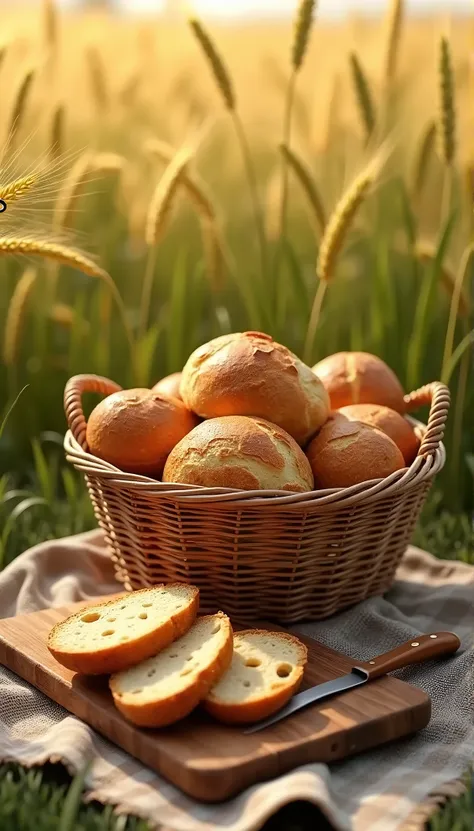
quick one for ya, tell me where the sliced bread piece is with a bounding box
[47,584,199,675]
[109,612,233,727]
[203,629,307,724]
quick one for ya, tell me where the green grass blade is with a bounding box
[58,761,93,831]
[0,386,29,441]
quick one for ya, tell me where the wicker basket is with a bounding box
[64,375,450,623]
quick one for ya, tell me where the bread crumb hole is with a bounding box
[147,669,156,677]
[186,655,193,661]
[142,603,152,608]
[245,658,261,668]
[81,612,100,623]
[102,629,115,637]
[243,681,251,688]
[120,636,129,641]
[120,606,126,610]
[132,688,142,694]
[138,612,148,619]
[107,617,116,622]
[277,663,293,678]
[212,622,221,634]
[170,653,178,658]
[180,668,192,677]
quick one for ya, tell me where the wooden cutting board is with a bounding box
[0,598,431,803]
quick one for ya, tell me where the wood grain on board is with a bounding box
[0,597,431,802]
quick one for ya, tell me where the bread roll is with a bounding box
[152,372,182,401]
[163,415,315,492]
[306,412,405,488]
[313,351,406,413]
[339,403,420,465]
[86,388,198,476]
[180,331,330,445]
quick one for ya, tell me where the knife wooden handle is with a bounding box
[353,632,461,680]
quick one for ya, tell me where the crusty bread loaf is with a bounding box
[204,630,307,725]
[180,331,330,445]
[47,585,199,675]
[163,415,314,492]
[313,352,406,414]
[86,388,198,477]
[338,403,420,465]
[306,412,405,488]
[152,372,183,401]
[110,612,233,727]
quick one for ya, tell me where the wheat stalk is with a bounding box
[279,143,326,234]
[350,52,376,142]
[0,176,36,204]
[415,241,471,318]
[49,103,64,161]
[438,36,456,166]
[4,67,36,156]
[292,0,317,71]
[86,46,109,113]
[317,156,382,284]
[53,152,92,231]
[412,120,436,198]
[3,267,37,366]
[189,18,234,110]
[383,0,403,82]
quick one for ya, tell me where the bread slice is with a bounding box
[110,612,233,727]
[47,584,199,675]
[203,630,307,725]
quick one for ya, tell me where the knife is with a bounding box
[244,631,461,734]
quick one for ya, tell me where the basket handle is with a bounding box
[404,381,450,458]
[64,374,123,452]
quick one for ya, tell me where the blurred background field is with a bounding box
[0,0,472,569]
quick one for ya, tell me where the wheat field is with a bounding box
[0,1,473,513]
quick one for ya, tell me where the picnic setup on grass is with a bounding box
[1,330,473,831]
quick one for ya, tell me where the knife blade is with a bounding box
[244,631,460,734]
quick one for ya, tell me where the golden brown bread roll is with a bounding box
[306,412,405,488]
[180,331,330,446]
[312,351,406,414]
[86,388,198,477]
[152,372,182,401]
[338,404,420,465]
[163,415,315,492]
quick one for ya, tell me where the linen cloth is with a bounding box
[0,529,472,831]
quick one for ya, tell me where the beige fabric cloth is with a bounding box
[0,530,473,831]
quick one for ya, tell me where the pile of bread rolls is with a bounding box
[86,331,420,492]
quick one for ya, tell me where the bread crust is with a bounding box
[110,613,234,728]
[163,415,314,492]
[180,332,329,445]
[204,630,307,725]
[312,352,406,414]
[86,388,198,476]
[338,403,420,465]
[47,585,199,675]
[306,412,405,488]
[152,372,183,401]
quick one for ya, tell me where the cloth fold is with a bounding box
[0,530,472,831]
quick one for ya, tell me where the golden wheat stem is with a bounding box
[303,279,327,364]
[279,143,326,234]
[438,36,456,166]
[442,242,474,379]
[350,52,376,143]
[383,0,403,82]
[3,267,37,366]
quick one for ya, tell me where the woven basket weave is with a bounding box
[64,375,449,623]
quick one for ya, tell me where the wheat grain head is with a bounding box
[0,236,109,282]
[3,267,37,366]
[349,52,376,142]
[292,0,317,71]
[279,143,326,234]
[412,120,437,198]
[3,67,36,157]
[53,152,93,231]
[49,103,64,161]
[0,176,36,204]
[383,0,403,82]
[438,36,456,165]
[145,146,194,247]
[189,18,235,110]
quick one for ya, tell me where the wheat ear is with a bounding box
[86,46,109,113]
[383,0,403,82]
[53,152,92,231]
[415,241,470,318]
[292,0,317,71]
[412,120,436,198]
[0,176,36,204]
[3,267,37,366]
[4,68,36,156]
[350,52,376,142]
[49,103,64,161]
[0,237,109,281]
[279,143,326,234]
[188,18,235,109]
[438,36,455,166]
[145,146,193,247]
[43,0,57,52]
